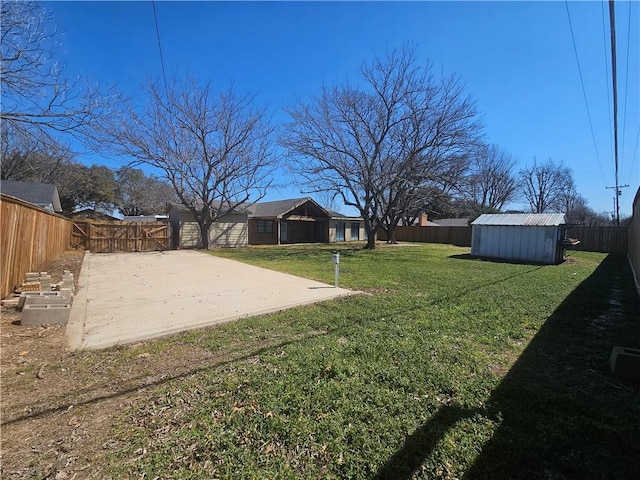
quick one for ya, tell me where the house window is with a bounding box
[257,220,273,233]
[336,222,346,241]
[350,222,360,241]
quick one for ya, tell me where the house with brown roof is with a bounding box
[248,198,330,245]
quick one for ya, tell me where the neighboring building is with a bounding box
[431,218,470,227]
[399,213,440,227]
[168,204,249,248]
[1,180,62,213]
[328,211,366,242]
[471,213,568,264]
[248,198,330,245]
[70,208,120,221]
[123,215,169,223]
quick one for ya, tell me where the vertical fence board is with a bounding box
[628,188,640,294]
[71,220,170,253]
[378,223,631,255]
[566,226,628,254]
[1,194,72,299]
[378,226,472,246]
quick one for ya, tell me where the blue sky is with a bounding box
[47,1,639,216]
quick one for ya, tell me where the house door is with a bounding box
[336,222,346,241]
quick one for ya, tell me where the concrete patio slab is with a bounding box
[66,250,355,350]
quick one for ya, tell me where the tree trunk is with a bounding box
[386,223,398,244]
[364,221,377,249]
[199,222,211,250]
[365,233,376,249]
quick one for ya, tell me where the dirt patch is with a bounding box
[0,250,129,479]
[0,250,265,478]
[1,250,84,361]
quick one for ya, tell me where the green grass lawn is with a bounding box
[109,244,640,479]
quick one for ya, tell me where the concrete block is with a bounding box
[21,282,40,292]
[18,291,69,309]
[23,296,70,307]
[60,274,75,292]
[21,304,71,325]
[39,275,52,292]
[610,346,640,381]
[58,289,72,301]
[1,297,19,307]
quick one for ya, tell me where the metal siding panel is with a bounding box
[481,226,492,257]
[506,226,517,260]
[525,228,533,261]
[527,227,540,262]
[500,226,511,259]
[536,227,549,263]
[543,227,556,263]
[513,226,523,261]
[476,226,486,256]
[471,226,478,255]
[496,226,505,258]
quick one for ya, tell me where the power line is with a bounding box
[620,0,632,174]
[152,0,169,97]
[564,0,607,186]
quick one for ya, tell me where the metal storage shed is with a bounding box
[471,213,568,264]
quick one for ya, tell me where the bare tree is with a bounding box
[467,144,518,211]
[283,46,482,248]
[378,152,470,242]
[519,159,574,213]
[315,190,340,214]
[1,1,110,144]
[95,78,277,249]
[1,121,73,182]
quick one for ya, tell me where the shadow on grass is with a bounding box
[449,253,557,266]
[374,253,640,480]
[1,328,336,427]
[429,264,544,307]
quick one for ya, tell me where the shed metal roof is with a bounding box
[471,213,566,226]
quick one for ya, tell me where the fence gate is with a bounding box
[72,221,170,253]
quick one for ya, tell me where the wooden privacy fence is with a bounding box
[378,226,472,246]
[628,188,640,293]
[379,224,630,254]
[1,194,72,299]
[566,226,628,254]
[72,220,170,253]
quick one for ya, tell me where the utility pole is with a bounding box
[608,0,626,226]
[606,184,630,225]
